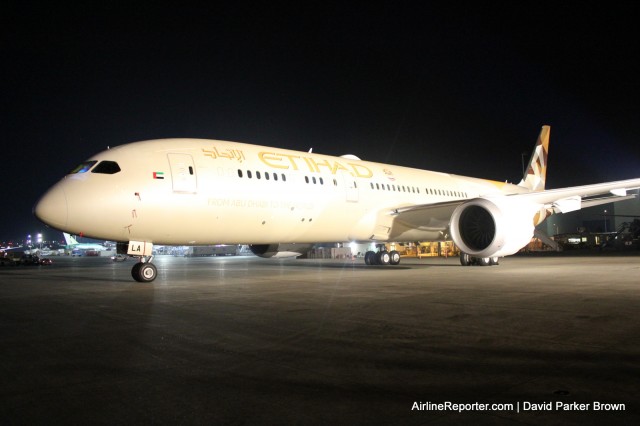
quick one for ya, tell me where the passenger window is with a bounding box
[69,161,97,174]
[91,161,121,174]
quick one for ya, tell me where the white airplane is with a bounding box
[34,126,640,282]
[63,233,107,251]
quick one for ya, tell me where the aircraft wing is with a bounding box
[391,201,463,231]
[389,177,640,231]
[509,177,640,213]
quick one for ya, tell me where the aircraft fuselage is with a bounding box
[35,138,525,245]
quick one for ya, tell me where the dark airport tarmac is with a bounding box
[1,254,639,425]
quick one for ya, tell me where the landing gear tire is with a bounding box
[132,262,157,282]
[364,251,377,265]
[364,249,400,266]
[489,256,499,266]
[460,252,471,266]
[376,251,391,265]
[478,257,491,266]
[389,250,401,265]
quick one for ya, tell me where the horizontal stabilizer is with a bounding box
[534,228,560,251]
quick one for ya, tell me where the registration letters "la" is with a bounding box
[127,241,153,256]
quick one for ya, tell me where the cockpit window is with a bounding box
[69,161,97,174]
[92,161,121,174]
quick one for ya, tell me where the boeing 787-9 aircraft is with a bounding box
[34,126,640,282]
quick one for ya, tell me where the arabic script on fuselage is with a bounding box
[202,147,246,163]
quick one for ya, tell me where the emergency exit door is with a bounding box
[167,153,197,193]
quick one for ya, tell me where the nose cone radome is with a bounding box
[34,184,68,230]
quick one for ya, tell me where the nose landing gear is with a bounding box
[118,241,157,282]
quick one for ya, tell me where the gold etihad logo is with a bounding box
[258,152,373,178]
[202,146,374,178]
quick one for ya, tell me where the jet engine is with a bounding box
[449,197,546,258]
[249,243,313,258]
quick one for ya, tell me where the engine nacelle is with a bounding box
[249,243,312,258]
[450,197,544,258]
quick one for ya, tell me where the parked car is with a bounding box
[111,254,128,262]
[0,256,18,266]
[21,255,41,265]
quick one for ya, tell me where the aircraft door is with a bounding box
[168,153,197,193]
[341,172,359,202]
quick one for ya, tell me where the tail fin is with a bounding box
[518,125,550,191]
[63,233,78,246]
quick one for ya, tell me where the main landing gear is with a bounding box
[364,245,401,266]
[131,256,157,282]
[459,252,499,266]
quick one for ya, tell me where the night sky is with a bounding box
[2,3,639,243]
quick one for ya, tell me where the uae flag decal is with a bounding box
[153,172,165,179]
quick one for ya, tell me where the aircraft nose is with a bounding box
[34,184,68,229]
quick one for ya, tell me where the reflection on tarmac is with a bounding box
[1,254,639,424]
